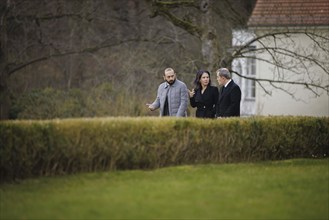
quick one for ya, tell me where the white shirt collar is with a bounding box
[224,79,232,88]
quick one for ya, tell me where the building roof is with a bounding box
[248,0,329,27]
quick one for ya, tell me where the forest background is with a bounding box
[1,0,264,119]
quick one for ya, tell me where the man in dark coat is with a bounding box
[216,68,241,117]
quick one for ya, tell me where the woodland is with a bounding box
[0,0,257,119]
[1,0,327,119]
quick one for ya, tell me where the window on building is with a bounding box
[244,50,256,100]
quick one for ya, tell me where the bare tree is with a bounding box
[146,0,255,67]
[1,0,327,119]
[0,0,202,119]
[147,0,329,98]
[230,30,329,98]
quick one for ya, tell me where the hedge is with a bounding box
[0,116,328,182]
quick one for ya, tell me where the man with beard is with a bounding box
[147,68,188,117]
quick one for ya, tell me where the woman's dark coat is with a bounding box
[190,86,219,118]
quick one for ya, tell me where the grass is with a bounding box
[0,158,328,219]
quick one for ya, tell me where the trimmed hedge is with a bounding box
[1,116,328,182]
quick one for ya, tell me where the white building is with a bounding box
[232,0,329,116]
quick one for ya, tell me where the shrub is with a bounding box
[8,84,149,119]
[0,116,328,182]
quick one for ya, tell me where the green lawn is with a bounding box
[1,159,328,219]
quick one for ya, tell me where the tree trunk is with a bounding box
[200,0,232,70]
[0,0,10,119]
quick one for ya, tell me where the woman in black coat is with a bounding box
[189,70,219,118]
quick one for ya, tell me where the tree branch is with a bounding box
[229,30,329,98]
[232,30,329,58]
[153,0,198,8]
[231,69,328,96]
[148,0,202,37]
[3,37,173,76]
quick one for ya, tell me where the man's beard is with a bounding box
[167,79,175,85]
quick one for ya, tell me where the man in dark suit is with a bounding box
[216,68,241,117]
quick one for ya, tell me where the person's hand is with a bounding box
[146,103,155,111]
[188,89,195,98]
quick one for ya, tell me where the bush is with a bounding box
[0,116,328,182]
[9,84,149,119]
[9,88,85,119]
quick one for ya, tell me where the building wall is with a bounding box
[253,28,329,116]
[232,30,257,116]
